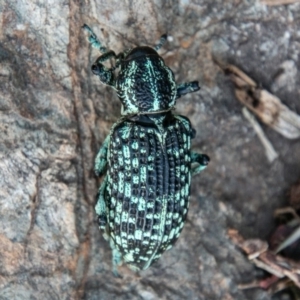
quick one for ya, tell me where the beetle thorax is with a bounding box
[116,46,177,115]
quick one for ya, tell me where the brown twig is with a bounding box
[242,107,278,163]
[261,0,300,6]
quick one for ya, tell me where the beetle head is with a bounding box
[116,46,177,115]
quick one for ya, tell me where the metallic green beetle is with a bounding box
[83,24,209,274]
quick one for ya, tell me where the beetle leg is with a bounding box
[96,50,130,72]
[94,50,117,63]
[191,127,196,139]
[114,48,134,69]
[113,52,127,70]
[154,34,167,51]
[176,81,200,99]
[95,135,110,176]
[110,242,123,277]
[190,152,210,175]
[95,176,108,235]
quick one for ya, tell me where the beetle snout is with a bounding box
[91,64,114,85]
[91,64,100,75]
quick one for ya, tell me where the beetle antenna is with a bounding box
[82,24,108,53]
[154,34,167,51]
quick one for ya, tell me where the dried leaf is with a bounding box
[290,181,300,209]
[228,229,300,289]
[275,226,300,253]
[219,63,300,139]
[261,0,300,6]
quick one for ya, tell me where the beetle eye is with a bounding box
[91,64,99,75]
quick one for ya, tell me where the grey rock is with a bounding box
[1,0,300,299]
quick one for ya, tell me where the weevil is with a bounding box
[83,24,210,274]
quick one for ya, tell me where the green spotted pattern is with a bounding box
[96,113,192,271]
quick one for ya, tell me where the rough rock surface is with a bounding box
[1,1,300,299]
